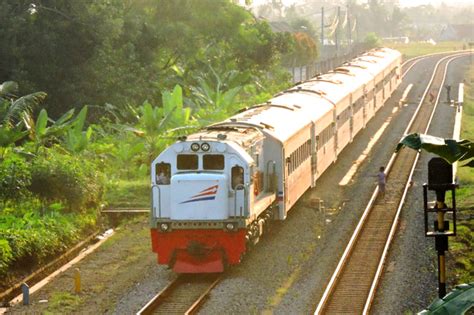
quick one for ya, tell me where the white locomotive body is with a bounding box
[150,48,402,273]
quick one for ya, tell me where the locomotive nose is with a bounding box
[187,240,207,257]
[170,173,229,220]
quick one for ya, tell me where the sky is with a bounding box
[398,0,473,6]
[251,0,474,7]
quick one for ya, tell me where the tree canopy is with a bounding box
[1,0,292,116]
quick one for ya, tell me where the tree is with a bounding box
[1,0,292,116]
[292,32,318,66]
[364,32,381,49]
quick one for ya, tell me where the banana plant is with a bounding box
[189,67,245,125]
[136,85,196,161]
[111,141,145,178]
[0,81,47,149]
[23,108,72,153]
[63,106,93,154]
[23,106,91,154]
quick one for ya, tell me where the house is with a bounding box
[439,24,474,41]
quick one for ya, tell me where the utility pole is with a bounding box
[335,6,340,55]
[321,6,324,58]
[347,4,351,47]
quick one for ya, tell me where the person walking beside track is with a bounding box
[377,166,386,201]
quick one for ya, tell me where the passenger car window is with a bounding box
[177,154,198,170]
[203,154,224,170]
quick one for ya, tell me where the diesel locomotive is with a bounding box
[150,48,402,273]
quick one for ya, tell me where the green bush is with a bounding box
[0,239,13,275]
[364,32,382,49]
[0,152,31,202]
[0,204,98,276]
[29,151,104,211]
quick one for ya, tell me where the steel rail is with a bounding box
[362,51,471,314]
[314,51,472,315]
[401,49,472,79]
[136,274,221,315]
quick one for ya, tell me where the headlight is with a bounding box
[201,142,210,152]
[160,223,170,232]
[191,143,200,152]
[226,223,235,231]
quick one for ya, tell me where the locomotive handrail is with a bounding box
[233,184,247,218]
[266,160,276,193]
[151,184,161,218]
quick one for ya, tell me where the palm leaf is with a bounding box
[4,92,46,126]
[0,81,19,97]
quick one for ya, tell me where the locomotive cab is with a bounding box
[151,139,255,222]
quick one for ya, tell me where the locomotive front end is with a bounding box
[150,128,262,273]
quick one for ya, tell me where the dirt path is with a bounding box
[6,217,172,314]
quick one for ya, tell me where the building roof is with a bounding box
[439,24,474,41]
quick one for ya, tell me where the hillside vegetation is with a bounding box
[0,0,300,282]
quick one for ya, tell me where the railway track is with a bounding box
[137,274,221,315]
[315,51,472,314]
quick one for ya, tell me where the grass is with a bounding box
[45,291,82,314]
[448,63,474,286]
[104,178,150,208]
[383,41,467,59]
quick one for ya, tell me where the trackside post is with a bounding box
[423,157,457,298]
[21,283,29,305]
[74,268,81,293]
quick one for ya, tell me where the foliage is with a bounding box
[47,291,83,313]
[190,68,246,124]
[63,107,93,153]
[396,133,474,167]
[0,152,31,202]
[0,201,98,277]
[109,142,145,179]
[364,32,381,49]
[104,178,150,208]
[292,32,318,66]
[134,85,195,163]
[0,0,297,279]
[0,81,47,148]
[29,151,104,211]
[447,64,474,287]
[0,239,13,275]
[0,0,291,115]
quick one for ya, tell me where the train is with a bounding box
[149,48,402,273]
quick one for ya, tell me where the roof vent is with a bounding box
[260,122,274,130]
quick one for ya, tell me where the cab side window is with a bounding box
[231,166,244,190]
[156,163,171,185]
